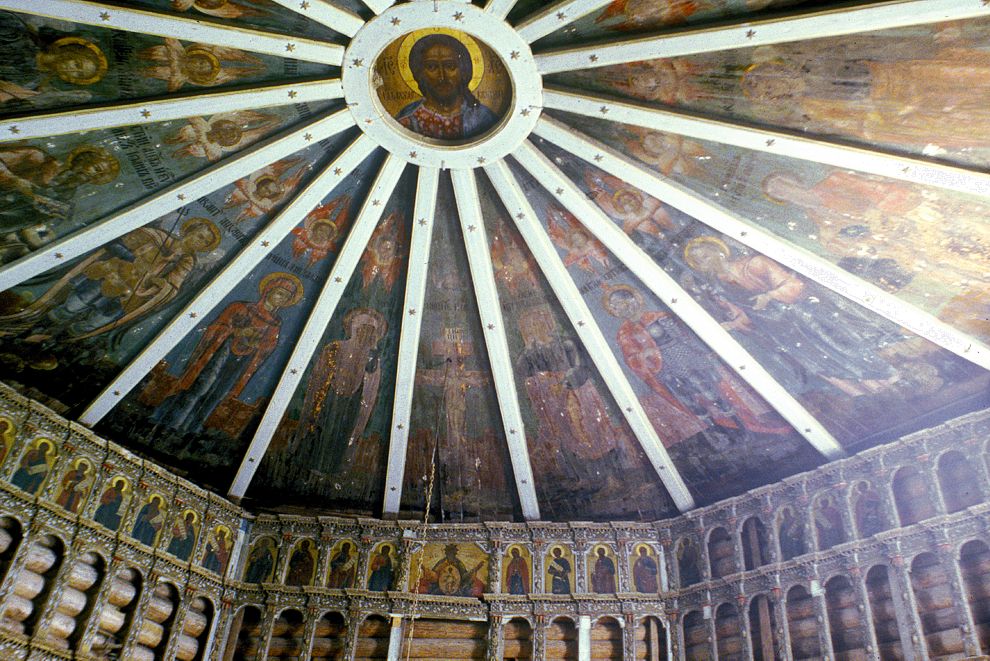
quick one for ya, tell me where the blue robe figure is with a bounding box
[131,498,164,546]
[11,444,50,495]
[93,480,125,530]
[368,546,394,592]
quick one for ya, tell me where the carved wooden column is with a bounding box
[809,576,837,661]
[761,498,779,565]
[771,583,793,661]
[342,608,361,660]
[207,596,236,661]
[622,613,636,660]
[577,614,591,661]
[573,543,587,594]
[299,606,322,661]
[272,533,294,584]
[489,542,503,594]
[386,614,403,661]
[936,542,981,656]
[0,521,41,618]
[396,539,414,593]
[486,614,504,661]
[161,585,196,661]
[533,614,546,661]
[705,599,718,661]
[848,564,881,661]
[833,476,857,544]
[916,452,947,517]
[887,553,929,661]
[76,554,125,657]
[120,570,163,659]
[667,608,682,661]
[533,541,545,594]
[736,593,754,661]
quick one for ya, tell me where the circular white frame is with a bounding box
[342,1,543,169]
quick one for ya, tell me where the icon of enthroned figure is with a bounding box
[386,31,501,141]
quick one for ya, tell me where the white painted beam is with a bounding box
[535,0,990,74]
[268,0,364,38]
[543,88,990,199]
[485,159,696,511]
[229,154,407,498]
[0,0,344,66]
[450,168,541,520]
[79,135,377,425]
[516,0,611,43]
[382,166,439,516]
[484,0,519,20]
[512,138,845,460]
[360,0,394,16]
[0,109,355,292]
[0,80,343,143]
[533,115,990,372]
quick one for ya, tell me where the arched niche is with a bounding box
[132,581,180,660]
[777,506,806,561]
[682,610,710,661]
[852,481,888,538]
[892,466,936,525]
[825,574,868,658]
[676,537,702,588]
[312,611,346,660]
[503,617,532,660]
[39,550,105,651]
[937,451,982,512]
[1,533,65,637]
[91,566,143,657]
[748,594,782,661]
[268,609,306,659]
[813,495,846,550]
[590,616,621,660]
[786,585,822,660]
[707,527,737,579]
[178,596,214,661]
[223,605,263,661]
[865,565,905,661]
[960,540,990,654]
[714,603,744,661]
[401,618,487,660]
[910,552,965,658]
[355,614,391,661]
[0,517,22,587]
[546,616,578,661]
[635,616,666,661]
[741,516,770,570]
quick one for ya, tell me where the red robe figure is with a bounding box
[151,272,302,434]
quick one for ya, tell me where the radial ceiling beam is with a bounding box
[359,0,394,16]
[382,165,439,517]
[484,0,520,20]
[79,135,377,426]
[451,168,541,520]
[268,0,364,37]
[533,116,990,372]
[229,154,406,499]
[536,0,990,74]
[543,89,990,199]
[485,160,696,511]
[0,0,344,66]
[0,79,343,143]
[515,0,611,43]
[0,108,355,292]
[513,138,845,461]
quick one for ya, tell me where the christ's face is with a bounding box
[419,44,463,107]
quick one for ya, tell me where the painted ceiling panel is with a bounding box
[399,173,521,522]
[478,173,680,521]
[0,10,333,112]
[546,16,990,168]
[248,161,411,513]
[1,0,988,521]
[532,0,822,49]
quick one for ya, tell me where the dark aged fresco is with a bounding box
[2,0,990,523]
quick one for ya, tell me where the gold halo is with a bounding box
[67,146,120,185]
[183,46,222,85]
[258,272,304,307]
[396,29,485,96]
[601,283,643,318]
[683,236,730,270]
[635,543,653,555]
[181,217,222,251]
[761,172,799,205]
[44,37,108,85]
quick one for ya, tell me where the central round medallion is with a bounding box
[342,2,542,169]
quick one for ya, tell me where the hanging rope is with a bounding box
[403,357,448,660]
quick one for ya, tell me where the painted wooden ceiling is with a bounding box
[0,0,988,523]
